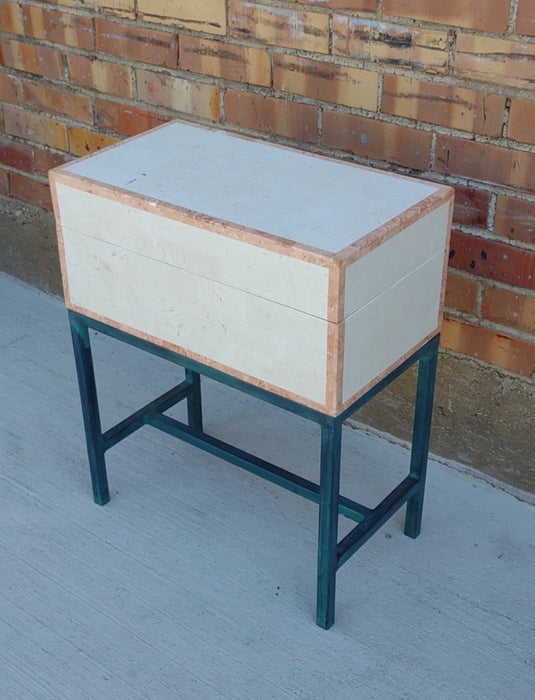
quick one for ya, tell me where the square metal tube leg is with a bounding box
[404,336,439,539]
[69,315,110,506]
[316,419,343,629]
[185,369,203,432]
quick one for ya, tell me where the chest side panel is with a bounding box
[55,182,330,320]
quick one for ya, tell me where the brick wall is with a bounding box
[1,0,534,383]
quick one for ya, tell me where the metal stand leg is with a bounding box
[404,336,439,539]
[185,369,203,432]
[69,314,110,505]
[316,419,342,629]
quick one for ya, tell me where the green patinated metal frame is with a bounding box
[68,309,439,630]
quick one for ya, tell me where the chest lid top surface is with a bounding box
[59,120,443,256]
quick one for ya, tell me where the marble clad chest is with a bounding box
[50,120,453,416]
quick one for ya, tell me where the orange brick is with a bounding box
[96,19,177,68]
[508,98,535,145]
[0,134,33,171]
[0,2,23,34]
[229,0,329,53]
[138,0,226,35]
[95,98,169,137]
[225,89,318,143]
[323,111,432,170]
[0,38,63,80]
[455,34,535,89]
[68,125,119,156]
[483,285,535,335]
[0,72,22,104]
[0,167,8,196]
[67,54,133,99]
[3,105,68,150]
[181,36,270,87]
[333,17,449,73]
[452,186,489,228]
[449,230,535,291]
[273,54,378,111]
[435,135,535,194]
[383,0,509,33]
[494,196,535,246]
[441,317,535,375]
[517,0,535,36]
[23,80,93,124]
[289,0,377,8]
[136,69,220,121]
[22,5,94,51]
[95,0,136,18]
[382,74,505,137]
[444,271,479,315]
[34,146,71,175]
[9,171,52,209]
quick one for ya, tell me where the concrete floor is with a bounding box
[1,271,534,699]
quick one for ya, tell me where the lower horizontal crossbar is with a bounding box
[145,412,372,524]
[337,475,420,568]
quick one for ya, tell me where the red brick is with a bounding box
[382,74,505,137]
[0,38,63,80]
[435,135,535,194]
[0,2,23,34]
[225,89,318,143]
[34,146,71,175]
[0,134,33,171]
[3,105,69,150]
[67,53,133,99]
[96,98,169,137]
[96,18,177,68]
[483,285,535,335]
[384,0,509,33]
[323,111,432,170]
[68,125,120,156]
[333,16,449,73]
[517,0,535,36]
[0,167,8,196]
[181,36,270,87]
[444,270,479,315]
[22,5,94,51]
[452,186,489,228]
[273,54,378,111]
[508,98,535,145]
[136,69,219,121]
[9,171,52,209]
[229,0,329,53]
[289,1,377,9]
[23,80,93,124]
[441,317,535,375]
[0,72,22,104]
[494,196,535,246]
[449,230,535,291]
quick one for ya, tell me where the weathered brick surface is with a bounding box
[455,34,535,89]
[494,196,535,246]
[181,36,271,87]
[225,90,318,142]
[483,285,535,335]
[229,1,329,53]
[273,54,378,110]
[382,75,505,136]
[333,17,449,73]
[508,98,535,145]
[517,0,535,36]
[0,0,534,381]
[137,69,220,121]
[441,317,535,376]
[323,111,432,170]
[96,19,177,68]
[138,0,226,35]
[23,5,95,51]
[383,0,509,33]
